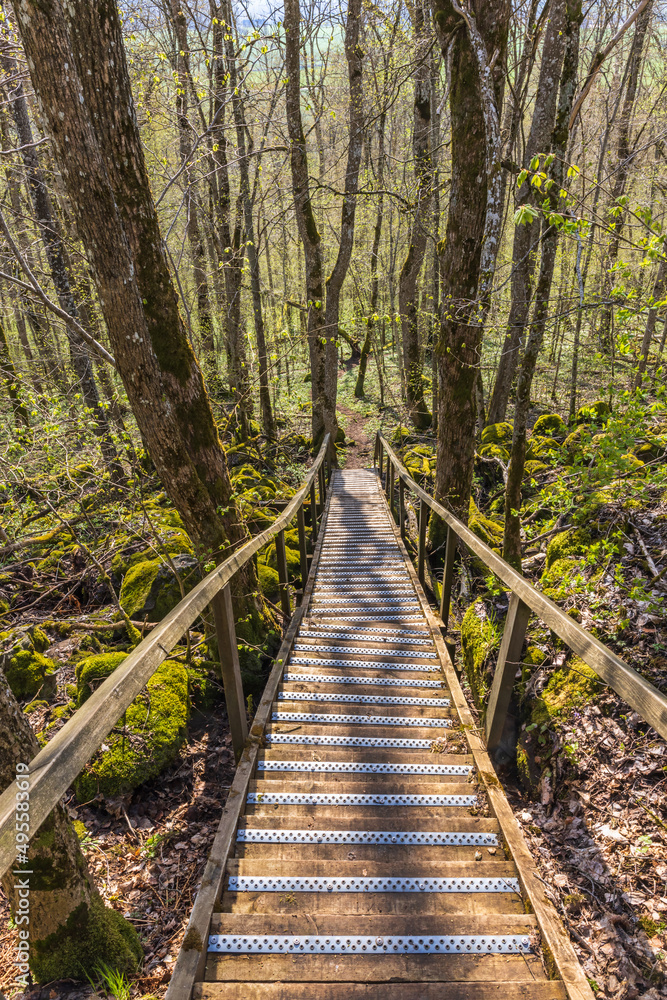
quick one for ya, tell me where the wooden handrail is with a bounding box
[377,433,667,745]
[0,435,330,879]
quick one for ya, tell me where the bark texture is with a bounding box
[0,670,142,980]
[14,0,240,559]
[432,0,508,521]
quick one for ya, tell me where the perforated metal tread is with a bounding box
[204,468,546,995]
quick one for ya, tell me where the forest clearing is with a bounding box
[1,0,667,997]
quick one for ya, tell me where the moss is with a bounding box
[76,652,129,706]
[74,660,189,801]
[520,646,546,691]
[478,442,510,461]
[619,452,644,470]
[32,627,50,653]
[545,528,590,569]
[481,421,513,447]
[639,914,665,938]
[24,698,50,714]
[533,413,567,437]
[258,563,280,603]
[119,553,200,620]
[468,499,503,551]
[539,557,584,598]
[634,436,666,463]
[266,542,302,581]
[563,424,589,457]
[576,400,610,425]
[188,662,219,709]
[30,892,142,982]
[532,655,599,725]
[524,460,548,478]
[4,649,56,700]
[526,436,561,461]
[460,602,500,709]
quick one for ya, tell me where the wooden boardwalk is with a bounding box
[195,469,572,999]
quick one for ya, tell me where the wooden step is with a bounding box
[256,748,472,765]
[248,778,475,796]
[226,859,517,878]
[196,983,567,1000]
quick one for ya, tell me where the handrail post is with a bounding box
[297,504,309,599]
[310,481,318,544]
[211,583,248,759]
[275,529,291,620]
[440,525,457,628]
[486,593,531,753]
[318,463,326,513]
[417,497,427,585]
[377,440,384,477]
[389,458,395,520]
[385,454,391,498]
[398,477,405,541]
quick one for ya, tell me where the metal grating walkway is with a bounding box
[197,469,567,999]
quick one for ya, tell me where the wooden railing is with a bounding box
[0,436,331,879]
[377,433,667,749]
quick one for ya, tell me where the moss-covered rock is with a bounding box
[539,557,585,598]
[576,400,610,425]
[258,563,280,603]
[75,659,189,801]
[478,442,510,462]
[76,652,129,707]
[526,435,561,461]
[634,437,666,463]
[481,422,513,448]
[0,627,56,700]
[531,655,600,726]
[468,500,503,551]
[533,413,567,437]
[265,542,302,580]
[392,426,414,446]
[545,528,590,568]
[119,553,201,620]
[524,460,548,479]
[460,602,501,709]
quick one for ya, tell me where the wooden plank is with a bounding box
[248,779,474,796]
[255,748,470,765]
[205,953,545,983]
[275,529,292,619]
[164,467,334,1000]
[418,498,427,586]
[440,525,457,629]
[197,981,568,1000]
[297,505,309,594]
[486,594,531,753]
[233,843,496,863]
[0,437,331,879]
[379,434,667,741]
[210,913,537,934]
[238,814,498,833]
[219,892,525,916]
[243,805,499,823]
[377,478,594,1000]
[211,584,248,759]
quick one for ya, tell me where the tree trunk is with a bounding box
[13,0,243,562]
[634,254,667,389]
[221,0,275,439]
[432,0,508,522]
[323,0,364,442]
[284,0,327,447]
[0,319,30,429]
[0,670,142,982]
[486,0,569,425]
[0,46,121,472]
[168,1,220,396]
[503,0,582,569]
[398,0,433,430]
[598,0,653,350]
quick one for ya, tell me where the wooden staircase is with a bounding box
[195,469,568,999]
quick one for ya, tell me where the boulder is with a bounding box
[0,626,56,700]
[119,553,201,621]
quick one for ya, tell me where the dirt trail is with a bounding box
[338,403,372,468]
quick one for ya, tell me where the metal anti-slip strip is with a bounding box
[208,934,531,954]
[236,828,497,845]
[313,600,420,607]
[294,645,436,658]
[271,712,451,728]
[264,734,444,748]
[306,616,424,622]
[227,876,520,894]
[276,691,450,707]
[298,630,432,644]
[247,791,475,806]
[289,658,436,672]
[256,760,470,775]
[282,672,443,688]
[299,628,431,641]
